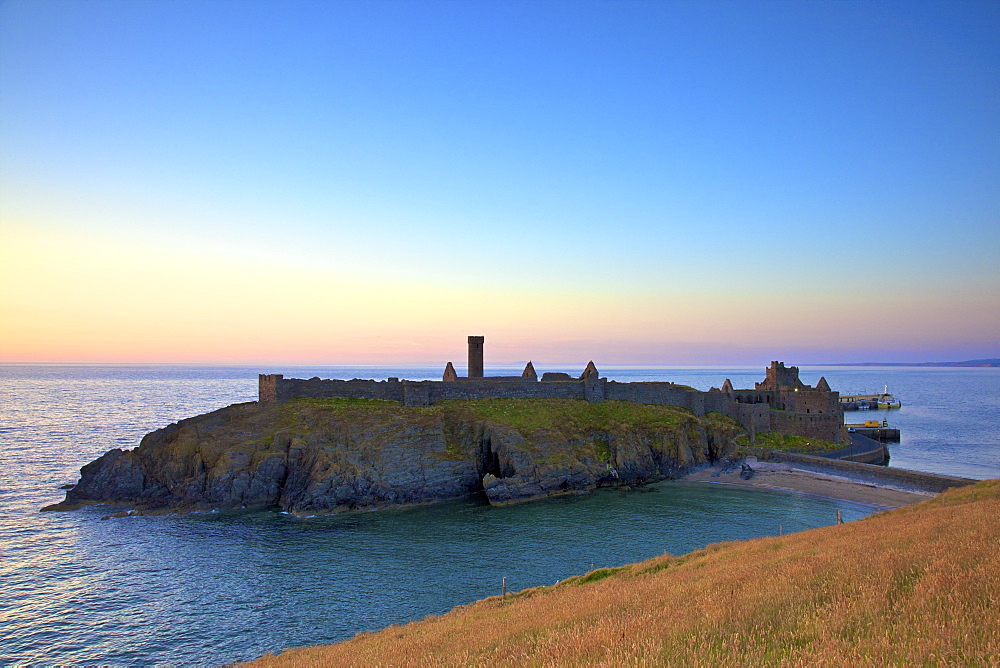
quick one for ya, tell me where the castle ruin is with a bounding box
[258,337,845,444]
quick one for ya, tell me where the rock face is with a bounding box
[46,399,741,514]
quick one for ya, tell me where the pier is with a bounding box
[845,419,900,443]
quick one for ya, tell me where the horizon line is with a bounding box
[2,360,996,369]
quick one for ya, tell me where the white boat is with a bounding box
[877,385,902,409]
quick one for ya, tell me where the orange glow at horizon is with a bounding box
[1,224,996,365]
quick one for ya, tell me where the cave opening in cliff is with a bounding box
[479,435,503,480]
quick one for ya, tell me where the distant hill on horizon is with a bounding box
[817,359,999,368]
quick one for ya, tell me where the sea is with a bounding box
[1,364,997,665]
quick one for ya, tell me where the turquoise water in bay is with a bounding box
[1,365,997,664]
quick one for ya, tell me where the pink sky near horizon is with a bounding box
[0,221,995,365]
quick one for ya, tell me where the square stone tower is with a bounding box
[468,336,484,378]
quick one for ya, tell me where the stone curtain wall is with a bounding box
[402,382,429,407]
[428,379,585,403]
[282,377,406,402]
[259,375,588,407]
[258,375,405,403]
[734,403,771,434]
[769,410,845,444]
[787,388,841,415]
[605,382,700,413]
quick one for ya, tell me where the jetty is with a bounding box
[845,419,901,443]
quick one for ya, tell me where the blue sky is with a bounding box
[1,0,997,364]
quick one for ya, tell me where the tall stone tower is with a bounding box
[468,335,484,378]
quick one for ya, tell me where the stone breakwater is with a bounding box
[44,398,742,513]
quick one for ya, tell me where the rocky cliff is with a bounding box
[45,398,742,514]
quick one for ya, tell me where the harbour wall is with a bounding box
[752,450,977,495]
[798,433,889,465]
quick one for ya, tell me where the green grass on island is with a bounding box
[267,397,742,467]
[284,396,738,435]
[282,397,845,456]
[735,431,844,454]
[442,397,700,432]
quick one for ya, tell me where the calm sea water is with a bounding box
[1,365,997,665]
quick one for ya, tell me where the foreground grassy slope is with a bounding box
[252,480,1000,666]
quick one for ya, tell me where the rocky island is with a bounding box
[45,397,741,513]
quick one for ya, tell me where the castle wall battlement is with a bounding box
[260,375,405,403]
[605,381,702,414]
[429,379,585,405]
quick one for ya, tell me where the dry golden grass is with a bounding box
[250,480,1000,667]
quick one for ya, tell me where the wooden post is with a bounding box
[836,509,843,525]
[501,577,507,598]
[779,523,782,536]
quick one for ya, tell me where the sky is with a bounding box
[1,0,997,366]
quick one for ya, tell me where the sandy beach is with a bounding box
[684,459,935,509]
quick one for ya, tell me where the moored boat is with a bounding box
[840,384,901,410]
